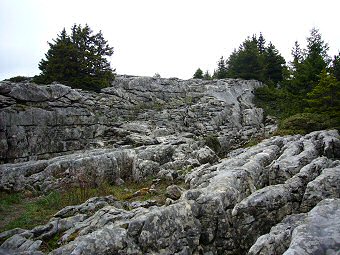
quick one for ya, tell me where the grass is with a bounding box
[243,136,266,148]
[0,178,184,235]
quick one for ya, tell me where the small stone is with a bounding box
[165,198,174,206]
[165,185,183,200]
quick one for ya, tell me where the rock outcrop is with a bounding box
[1,130,339,255]
[1,76,339,254]
[0,76,269,163]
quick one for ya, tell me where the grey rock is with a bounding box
[0,234,42,252]
[0,149,137,192]
[1,76,339,255]
[248,213,307,255]
[300,163,340,212]
[1,76,267,163]
[283,199,340,255]
[165,185,184,200]
[192,146,219,164]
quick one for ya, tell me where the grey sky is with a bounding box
[1,0,339,80]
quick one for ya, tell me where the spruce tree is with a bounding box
[226,38,263,81]
[289,28,330,95]
[193,68,204,79]
[216,56,228,79]
[306,70,340,115]
[263,42,286,84]
[291,41,303,71]
[257,32,266,54]
[35,24,115,91]
[203,70,212,80]
[331,53,340,81]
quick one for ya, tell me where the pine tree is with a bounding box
[203,70,211,80]
[331,53,340,81]
[306,70,340,115]
[35,24,115,91]
[288,28,330,95]
[257,32,266,54]
[263,42,286,84]
[226,38,263,81]
[290,41,303,71]
[216,56,228,79]
[193,68,204,79]
[303,28,330,89]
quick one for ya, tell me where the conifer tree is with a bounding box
[203,70,212,80]
[35,24,115,91]
[331,53,340,81]
[289,28,330,94]
[193,68,204,79]
[291,41,303,71]
[226,38,263,81]
[263,42,286,84]
[306,70,340,115]
[216,56,228,79]
[257,32,266,54]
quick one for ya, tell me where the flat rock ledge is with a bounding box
[0,129,339,255]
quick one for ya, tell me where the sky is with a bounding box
[0,0,339,81]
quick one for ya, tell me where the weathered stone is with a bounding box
[283,199,340,255]
[192,146,219,164]
[1,76,340,255]
[300,163,340,212]
[248,213,307,255]
[0,76,268,163]
[165,184,184,200]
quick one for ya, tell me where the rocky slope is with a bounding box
[0,76,339,255]
[0,130,339,255]
[0,76,271,163]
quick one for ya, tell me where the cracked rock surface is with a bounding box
[1,130,339,255]
[1,76,267,163]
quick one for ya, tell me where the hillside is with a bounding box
[0,77,339,255]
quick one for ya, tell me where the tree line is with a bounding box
[193,28,340,133]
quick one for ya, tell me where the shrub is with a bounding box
[204,134,221,154]
[5,76,31,82]
[278,113,331,135]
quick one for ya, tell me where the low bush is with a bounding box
[278,113,331,135]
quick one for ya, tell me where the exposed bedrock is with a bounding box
[0,76,270,163]
[1,130,339,255]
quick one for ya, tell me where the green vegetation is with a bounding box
[212,32,286,84]
[193,68,212,80]
[33,24,115,92]
[201,28,339,134]
[193,68,204,79]
[0,178,183,234]
[204,133,221,154]
[5,76,31,82]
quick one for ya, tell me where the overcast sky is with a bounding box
[1,0,339,81]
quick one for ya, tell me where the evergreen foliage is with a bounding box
[203,70,212,80]
[215,56,228,79]
[223,34,286,84]
[255,28,339,133]
[195,27,338,134]
[193,68,204,79]
[263,42,286,84]
[306,70,340,116]
[331,53,340,81]
[34,24,115,92]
